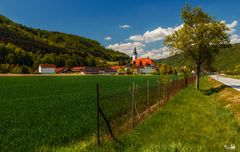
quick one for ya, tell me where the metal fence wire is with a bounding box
[96,75,196,145]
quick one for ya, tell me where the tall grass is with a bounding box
[83,77,240,152]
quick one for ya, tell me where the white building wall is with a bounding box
[139,67,156,74]
[38,66,56,74]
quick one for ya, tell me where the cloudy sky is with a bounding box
[0,0,240,59]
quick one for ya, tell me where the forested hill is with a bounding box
[0,15,129,73]
[159,44,240,74]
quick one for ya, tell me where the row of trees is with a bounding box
[0,64,31,74]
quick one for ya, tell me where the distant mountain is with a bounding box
[0,15,129,73]
[158,44,240,73]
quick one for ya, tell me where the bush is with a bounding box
[0,64,10,73]
[12,65,23,74]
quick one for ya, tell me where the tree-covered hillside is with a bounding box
[159,44,240,74]
[0,15,129,73]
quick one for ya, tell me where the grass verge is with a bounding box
[209,78,240,120]
[74,77,240,152]
[223,75,240,79]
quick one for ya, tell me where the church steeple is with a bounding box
[132,47,137,61]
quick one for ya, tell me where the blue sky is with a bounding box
[0,0,240,58]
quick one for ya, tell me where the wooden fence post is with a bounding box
[96,84,100,146]
[158,80,160,108]
[131,82,135,130]
[147,80,150,114]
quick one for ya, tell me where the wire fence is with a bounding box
[96,75,196,145]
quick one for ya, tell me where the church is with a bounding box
[131,47,157,74]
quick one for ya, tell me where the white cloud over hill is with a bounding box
[128,24,183,43]
[107,42,145,55]
[108,20,240,59]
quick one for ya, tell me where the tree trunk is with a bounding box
[195,65,200,90]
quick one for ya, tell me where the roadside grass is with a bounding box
[223,75,240,79]
[77,77,240,152]
[209,78,240,120]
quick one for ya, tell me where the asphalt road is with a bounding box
[211,75,240,92]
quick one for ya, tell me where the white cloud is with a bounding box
[222,20,240,44]
[222,20,238,34]
[107,42,145,55]
[227,20,237,31]
[128,24,183,43]
[119,25,130,29]
[104,36,112,41]
[108,20,240,60]
[140,47,171,59]
[230,34,240,44]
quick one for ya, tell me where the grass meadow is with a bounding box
[0,75,162,151]
[83,77,240,152]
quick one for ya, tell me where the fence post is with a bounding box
[158,80,160,108]
[131,82,135,130]
[147,80,150,114]
[96,84,100,146]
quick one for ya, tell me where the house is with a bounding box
[38,64,56,74]
[55,67,72,74]
[111,66,126,74]
[131,48,157,74]
[71,66,117,75]
[111,66,125,71]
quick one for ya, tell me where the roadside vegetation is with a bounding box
[209,78,240,120]
[223,74,240,79]
[78,77,240,152]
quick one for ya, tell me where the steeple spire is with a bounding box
[132,47,137,61]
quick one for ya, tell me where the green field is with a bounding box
[0,75,163,151]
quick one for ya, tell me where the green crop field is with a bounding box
[0,75,166,151]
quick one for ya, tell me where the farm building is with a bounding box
[71,66,117,75]
[130,48,157,74]
[38,64,56,74]
[55,67,72,74]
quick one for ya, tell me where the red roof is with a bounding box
[71,67,84,72]
[39,64,55,68]
[111,66,124,70]
[55,67,72,74]
[132,58,154,66]
[71,66,117,74]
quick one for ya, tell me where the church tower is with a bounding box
[132,47,137,61]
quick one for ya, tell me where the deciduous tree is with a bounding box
[164,5,229,90]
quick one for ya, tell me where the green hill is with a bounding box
[0,15,129,73]
[159,44,240,73]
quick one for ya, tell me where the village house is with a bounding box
[71,66,117,75]
[130,48,157,74]
[55,67,72,74]
[38,64,56,74]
